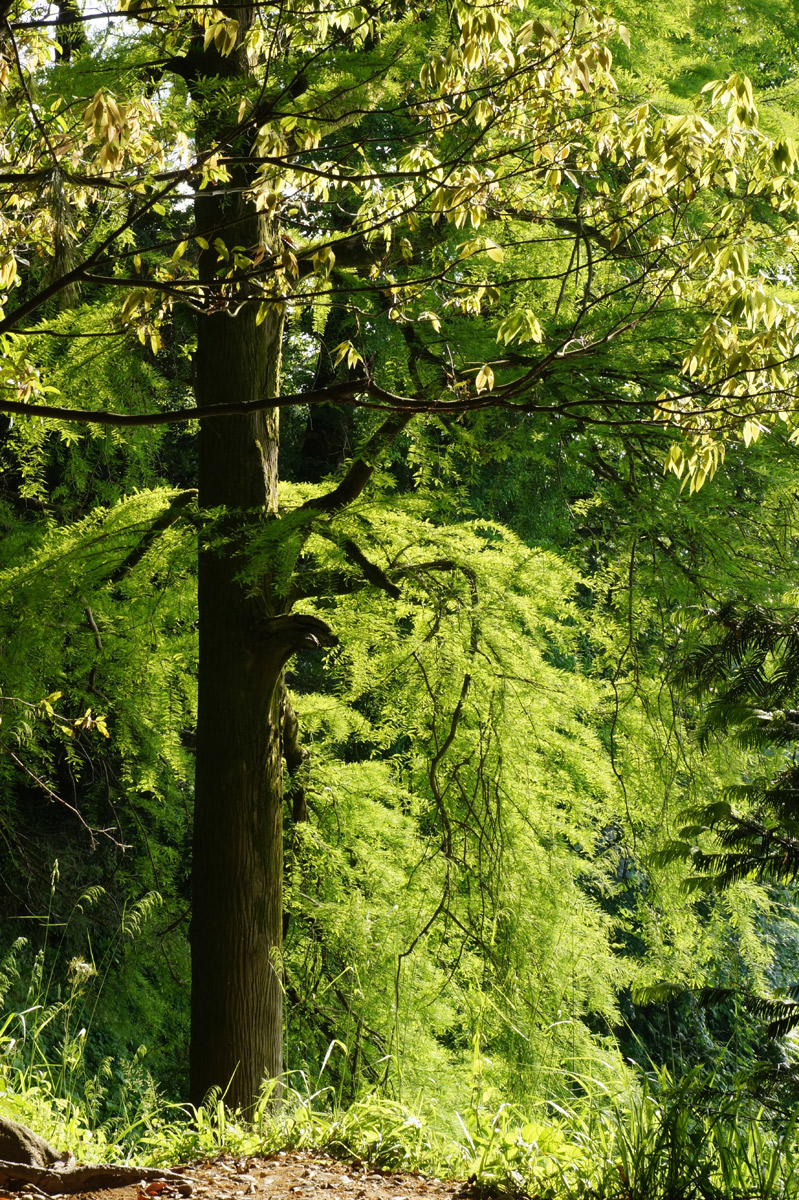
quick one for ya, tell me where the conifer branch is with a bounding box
[341,540,401,600]
[109,489,198,581]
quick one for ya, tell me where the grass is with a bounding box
[2,927,799,1198]
[5,1044,799,1200]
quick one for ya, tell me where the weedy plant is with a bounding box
[560,1065,799,1200]
[260,1053,799,1200]
[4,970,799,1200]
[0,877,169,1161]
[708,1101,799,1200]
[568,1068,714,1200]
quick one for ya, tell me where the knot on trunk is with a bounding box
[253,614,339,674]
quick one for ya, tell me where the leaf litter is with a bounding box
[2,1151,472,1200]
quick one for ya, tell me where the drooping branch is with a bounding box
[293,551,482,602]
[393,559,479,647]
[108,489,198,581]
[289,527,403,602]
[273,413,415,606]
[388,555,485,1070]
[0,742,115,848]
[408,559,480,859]
[341,539,401,600]
[84,604,104,695]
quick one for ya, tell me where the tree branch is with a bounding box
[298,412,412,517]
[0,379,421,427]
[109,489,198,581]
[341,539,400,600]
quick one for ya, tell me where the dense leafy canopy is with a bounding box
[2,0,799,1132]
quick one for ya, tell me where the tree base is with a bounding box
[0,1159,191,1195]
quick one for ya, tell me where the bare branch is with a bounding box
[298,411,413,516]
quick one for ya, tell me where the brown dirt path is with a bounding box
[18,1152,470,1200]
[186,1151,460,1200]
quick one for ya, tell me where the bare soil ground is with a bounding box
[4,1152,471,1200]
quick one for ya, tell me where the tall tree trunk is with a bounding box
[190,247,286,1108]
[188,15,286,1107]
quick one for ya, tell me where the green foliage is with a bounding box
[7,304,193,517]
[1,452,786,1106]
[0,900,170,1158]
[246,482,777,1101]
[663,603,799,892]
[0,490,196,1090]
[4,0,799,1140]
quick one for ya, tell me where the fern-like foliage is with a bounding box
[674,604,799,888]
[636,981,799,1039]
[700,987,799,1039]
[679,603,799,746]
[645,605,799,1039]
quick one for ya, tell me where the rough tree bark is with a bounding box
[189,288,288,1107]
[188,4,296,1110]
